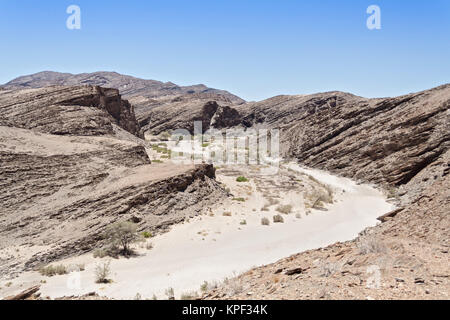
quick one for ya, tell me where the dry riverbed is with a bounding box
[0,162,394,300]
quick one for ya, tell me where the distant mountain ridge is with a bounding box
[1,71,245,105]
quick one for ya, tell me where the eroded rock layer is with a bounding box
[0,87,226,276]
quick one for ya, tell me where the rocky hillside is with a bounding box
[202,84,450,299]
[139,97,242,135]
[235,85,450,203]
[1,71,245,134]
[0,86,227,276]
[1,71,245,108]
[136,83,449,204]
[0,86,142,137]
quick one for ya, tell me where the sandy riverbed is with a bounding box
[0,164,394,300]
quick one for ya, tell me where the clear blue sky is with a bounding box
[1,0,449,101]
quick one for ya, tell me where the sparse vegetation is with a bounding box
[223,212,232,217]
[104,221,140,256]
[152,159,164,163]
[200,281,209,292]
[276,204,292,214]
[295,213,302,219]
[39,264,68,277]
[236,176,249,183]
[180,291,199,300]
[93,247,113,258]
[159,131,171,141]
[317,261,341,277]
[306,188,333,210]
[95,261,111,284]
[273,214,284,223]
[165,287,175,300]
[240,219,247,225]
[357,237,387,255]
[141,231,153,239]
[151,144,171,156]
[386,186,398,199]
[261,217,270,226]
[225,279,244,295]
[73,263,85,272]
[232,197,246,202]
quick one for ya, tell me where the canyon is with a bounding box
[0,72,448,300]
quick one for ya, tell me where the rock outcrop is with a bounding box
[0,86,142,137]
[1,71,245,108]
[139,99,243,135]
[203,84,450,300]
[232,86,450,204]
[0,86,227,276]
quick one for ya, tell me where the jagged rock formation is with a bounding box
[1,71,246,135]
[203,84,450,300]
[0,86,142,137]
[234,85,450,204]
[140,99,243,135]
[0,86,227,276]
[1,71,245,109]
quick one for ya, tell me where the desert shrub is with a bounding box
[104,221,140,256]
[273,214,284,223]
[223,212,232,217]
[232,197,246,202]
[93,248,108,258]
[200,281,218,293]
[276,204,292,214]
[240,220,247,225]
[227,280,244,295]
[317,261,341,277]
[95,261,111,284]
[236,176,249,182]
[200,281,209,292]
[152,159,164,163]
[357,237,387,255]
[68,263,85,272]
[295,213,302,219]
[261,217,270,226]
[180,291,199,300]
[165,287,175,300]
[141,231,153,239]
[39,264,67,277]
[159,131,171,141]
[386,186,398,199]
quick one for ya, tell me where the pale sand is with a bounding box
[0,164,394,300]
